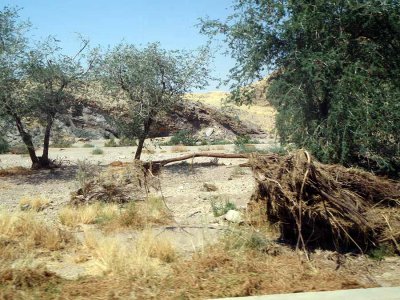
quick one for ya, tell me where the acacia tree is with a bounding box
[0,6,91,168]
[95,42,211,159]
[24,38,92,167]
[0,6,39,165]
[202,0,400,176]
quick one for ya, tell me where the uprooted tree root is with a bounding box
[250,150,400,253]
[70,161,156,205]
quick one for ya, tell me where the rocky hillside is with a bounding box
[4,96,268,147]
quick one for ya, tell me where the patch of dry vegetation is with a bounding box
[83,229,177,277]
[60,197,172,230]
[59,203,119,226]
[0,210,71,266]
[171,145,189,153]
[19,196,50,211]
[0,166,32,177]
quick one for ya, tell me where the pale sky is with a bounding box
[2,0,236,91]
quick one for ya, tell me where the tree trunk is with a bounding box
[134,117,152,160]
[13,114,40,168]
[41,116,54,166]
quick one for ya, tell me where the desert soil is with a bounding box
[1,140,399,288]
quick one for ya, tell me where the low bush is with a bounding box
[167,130,196,146]
[51,136,74,148]
[9,144,29,154]
[83,143,95,148]
[104,138,118,147]
[211,197,236,217]
[92,147,104,155]
[0,136,9,153]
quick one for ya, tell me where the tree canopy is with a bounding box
[202,0,400,177]
[0,7,91,168]
[95,42,211,159]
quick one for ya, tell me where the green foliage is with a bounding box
[94,42,211,159]
[368,245,395,261]
[104,138,118,147]
[167,130,196,146]
[119,137,137,147]
[0,136,9,153]
[266,145,287,156]
[83,143,95,148]
[202,0,400,177]
[91,147,104,155]
[234,135,260,153]
[9,144,29,154]
[51,135,74,148]
[0,7,91,166]
[104,137,137,147]
[211,197,237,217]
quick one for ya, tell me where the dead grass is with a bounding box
[211,145,226,151]
[0,210,71,264]
[199,146,211,151]
[59,203,119,227]
[60,197,172,230]
[53,241,372,300]
[19,196,50,212]
[104,197,172,231]
[171,145,189,153]
[142,148,156,154]
[83,229,176,277]
[0,166,32,177]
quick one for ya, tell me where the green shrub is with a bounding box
[266,145,287,156]
[92,147,104,155]
[211,197,237,217]
[119,137,137,146]
[0,137,9,154]
[368,245,395,261]
[9,144,29,154]
[51,136,74,148]
[203,0,400,177]
[210,139,231,145]
[104,137,137,147]
[83,143,95,148]
[104,138,118,147]
[167,130,196,146]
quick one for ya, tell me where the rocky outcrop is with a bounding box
[4,99,266,146]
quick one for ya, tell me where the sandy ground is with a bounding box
[0,142,257,254]
[1,141,400,286]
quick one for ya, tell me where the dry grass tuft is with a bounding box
[171,145,189,153]
[19,196,50,212]
[83,229,176,277]
[60,197,172,230]
[211,145,226,151]
[159,245,368,299]
[59,203,119,227]
[0,210,71,262]
[0,166,32,177]
[105,197,173,231]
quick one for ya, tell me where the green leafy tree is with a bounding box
[0,6,91,168]
[95,42,211,159]
[0,6,38,164]
[24,37,92,167]
[202,0,400,176]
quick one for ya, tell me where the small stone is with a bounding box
[205,128,214,137]
[224,210,243,223]
[203,183,218,192]
[20,204,31,211]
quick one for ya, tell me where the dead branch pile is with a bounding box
[250,150,400,253]
[70,161,155,205]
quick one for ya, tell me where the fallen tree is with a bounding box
[142,152,255,173]
[249,150,400,253]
